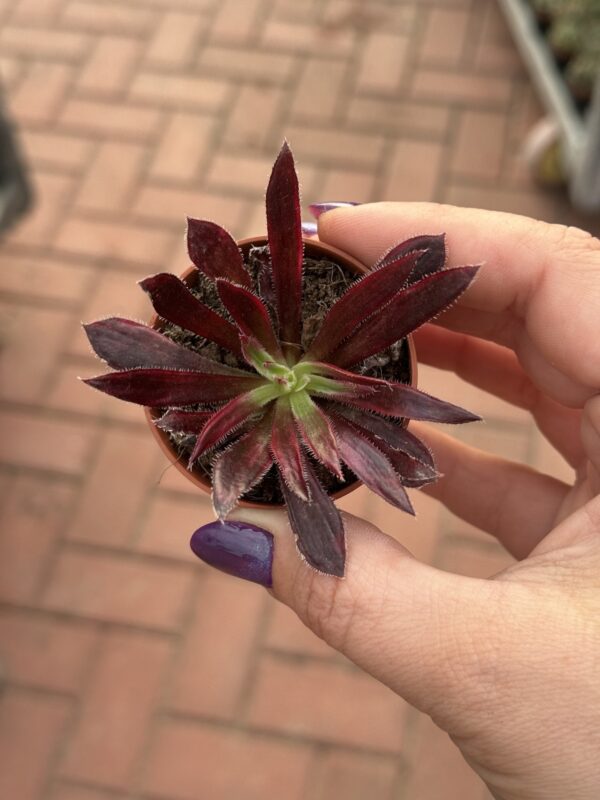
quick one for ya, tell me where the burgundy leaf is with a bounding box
[305,251,420,362]
[216,279,282,359]
[187,218,251,288]
[333,416,414,514]
[84,317,229,373]
[270,397,309,501]
[290,392,343,479]
[139,273,243,358]
[376,234,447,283]
[83,369,264,407]
[266,141,303,356]
[156,409,212,434]
[189,382,280,464]
[280,458,346,577]
[331,266,480,368]
[212,415,274,519]
[340,383,481,424]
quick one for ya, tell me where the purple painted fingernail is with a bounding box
[190,520,273,587]
[308,201,361,219]
[301,221,318,237]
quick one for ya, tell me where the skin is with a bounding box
[234,203,600,800]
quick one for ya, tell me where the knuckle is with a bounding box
[544,222,600,261]
[293,565,359,652]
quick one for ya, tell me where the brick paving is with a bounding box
[0,1,596,798]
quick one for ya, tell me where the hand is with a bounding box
[196,203,600,800]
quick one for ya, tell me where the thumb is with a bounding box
[191,507,502,723]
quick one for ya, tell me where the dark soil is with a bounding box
[158,244,412,505]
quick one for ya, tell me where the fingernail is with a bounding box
[301,221,318,237]
[308,201,361,219]
[190,520,273,587]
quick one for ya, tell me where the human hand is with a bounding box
[192,203,600,800]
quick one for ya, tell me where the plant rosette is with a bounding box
[82,142,481,578]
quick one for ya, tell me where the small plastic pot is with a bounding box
[145,236,417,507]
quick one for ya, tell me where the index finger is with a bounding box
[317,202,600,400]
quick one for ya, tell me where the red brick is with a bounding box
[0,251,94,303]
[451,110,507,179]
[291,58,347,123]
[133,185,244,231]
[77,36,141,96]
[41,549,193,630]
[224,84,284,148]
[319,167,376,203]
[141,720,311,800]
[21,130,93,173]
[129,72,230,111]
[168,571,266,718]
[264,598,336,659]
[62,0,155,34]
[145,11,206,68]
[382,139,442,201]
[262,19,355,55]
[0,610,97,692]
[8,172,75,247]
[0,475,75,602]
[285,124,385,169]
[207,153,275,194]
[357,32,409,93]
[9,62,71,124]
[61,630,171,789]
[198,45,295,84]
[0,303,72,403]
[0,691,70,800]
[0,25,89,60]
[149,112,214,182]
[412,69,512,107]
[66,429,162,547]
[51,786,117,800]
[442,182,568,223]
[420,8,470,66]
[347,96,450,137]
[59,98,162,141]
[0,410,94,475]
[136,493,212,561]
[404,713,488,799]
[309,749,398,800]
[12,0,63,21]
[55,216,176,267]
[75,141,146,212]
[211,0,263,43]
[0,55,23,87]
[247,656,408,751]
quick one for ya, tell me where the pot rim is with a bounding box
[145,235,417,507]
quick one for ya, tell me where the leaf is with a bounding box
[189,382,281,464]
[266,141,303,356]
[217,279,282,359]
[305,251,420,362]
[376,233,447,283]
[339,383,481,424]
[289,391,343,479]
[139,273,243,358]
[212,415,274,519]
[333,416,414,514]
[156,409,212,434]
[331,266,480,368]
[83,369,265,407]
[187,218,252,288]
[280,458,346,577]
[83,317,231,373]
[270,397,309,501]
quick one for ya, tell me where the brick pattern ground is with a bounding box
[0,1,597,799]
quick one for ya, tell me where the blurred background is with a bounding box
[0,1,598,799]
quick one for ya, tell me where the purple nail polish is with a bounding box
[301,221,318,236]
[190,520,273,587]
[308,201,361,219]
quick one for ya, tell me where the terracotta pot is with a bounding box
[145,235,417,506]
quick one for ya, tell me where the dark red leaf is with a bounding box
[339,383,481,424]
[266,141,303,356]
[280,457,346,577]
[290,392,343,479]
[156,409,212,434]
[333,416,414,514]
[270,397,309,500]
[305,252,420,362]
[331,266,480,368]
[84,317,226,373]
[83,369,264,407]
[186,218,251,288]
[212,415,274,519]
[216,279,282,359]
[376,233,447,283]
[139,273,243,358]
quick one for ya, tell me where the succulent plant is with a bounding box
[82,142,480,577]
